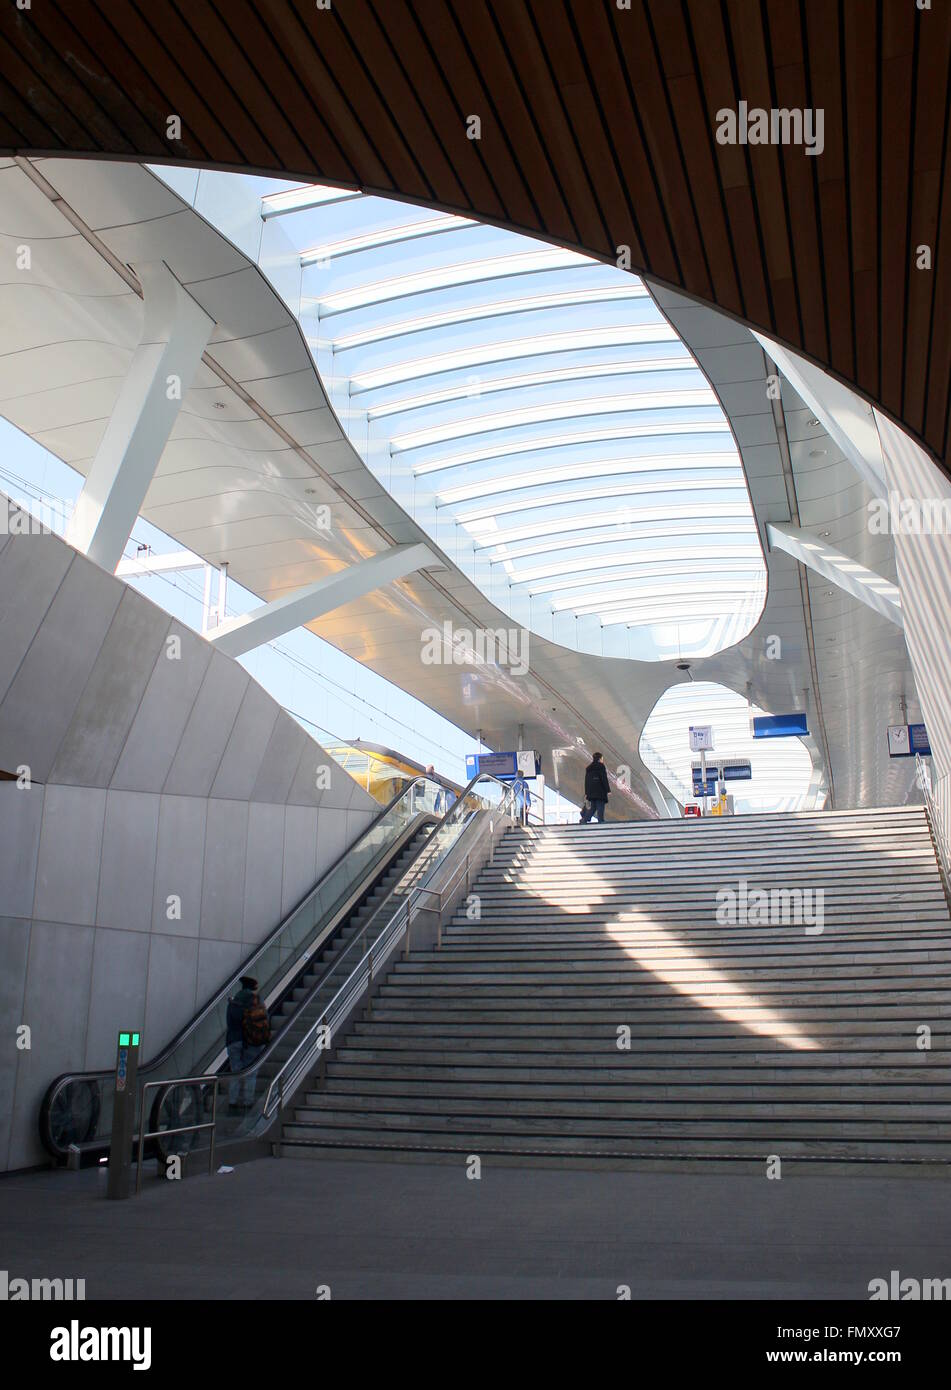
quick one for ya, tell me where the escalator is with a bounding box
[251,822,434,1100]
[40,777,444,1164]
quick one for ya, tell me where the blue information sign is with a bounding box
[909,723,931,756]
[752,713,809,739]
[466,751,541,781]
[692,759,751,794]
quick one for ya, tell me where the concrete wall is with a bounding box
[877,412,951,782]
[0,506,377,1170]
[876,414,951,883]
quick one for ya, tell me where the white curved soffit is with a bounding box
[257,180,768,664]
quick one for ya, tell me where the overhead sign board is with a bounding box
[691,758,752,794]
[466,750,542,781]
[689,725,714,752]
[752,713,809,739]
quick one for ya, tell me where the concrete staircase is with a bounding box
[280,807,951,1166]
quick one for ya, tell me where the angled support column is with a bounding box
[766,523,903,628]
[66,262,214,572]
[208,542,441,658]
[753,332,888,498]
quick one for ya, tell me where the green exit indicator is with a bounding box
[118,1032,140,1047]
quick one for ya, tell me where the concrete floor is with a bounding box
[0,1155,948,1300]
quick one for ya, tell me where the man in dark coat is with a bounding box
[582,752,610,823]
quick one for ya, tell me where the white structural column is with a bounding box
[208,542,441,658]
[753,332,888,498]
[66,261,214,572]
[766,523,903,628]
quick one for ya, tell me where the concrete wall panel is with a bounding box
[9,919,95,1170]
[0,533,72,709]
[196,937,244,1009]
[50,589,170,787]
[111,620,212,792]
[0,552,121,780]
[0,783,43,919]
[0,917,31,1171]
[316,804,349,878]
[84,927,150,1068]
[242,801,285,945]
[151,793,207,939]
[200,797,249,941]
[144,932,201,1054]
[250,714,307,804]
[210,680,279,801]
[97,790,160,934]
[164,650,249,797]
[281,805,319,917]
[33,784,106,927]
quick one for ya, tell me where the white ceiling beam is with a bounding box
[208,542,442,658]
[752,332,888,498]
[65,261,214,572]
[767,522,903,628]
[260,186,361,219]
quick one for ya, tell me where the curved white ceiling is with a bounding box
[0,155,922,817]
[266,183,767,663]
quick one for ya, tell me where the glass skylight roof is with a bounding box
[270,184,768,661]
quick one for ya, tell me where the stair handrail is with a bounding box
[258,772,519,1119]
[917,753,951,904]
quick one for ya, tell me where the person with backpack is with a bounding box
[580,752,610,824]
[225,975,271,1114]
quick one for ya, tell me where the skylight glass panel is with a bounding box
[268,183,766,660]
[349,322,675,390]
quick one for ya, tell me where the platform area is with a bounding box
[1,1156,947,1300]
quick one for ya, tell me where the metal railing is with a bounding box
[257,772,519,1122]
[82,771,519,1166]
[405,846,477,952]
[40,776,444,1159]
[135,1074,219,1193]
[918,754,951,905]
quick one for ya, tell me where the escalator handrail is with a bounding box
[198,772,517,1110]
[39,775,443,1151]
[167,813,440,1085]
[258,772,519,1116]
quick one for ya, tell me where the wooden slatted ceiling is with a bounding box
[0,0,949,475]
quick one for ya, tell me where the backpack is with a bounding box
[242,997,271,1047]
